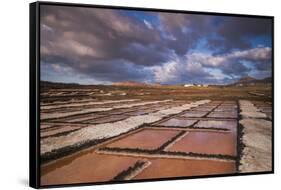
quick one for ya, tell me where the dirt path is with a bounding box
[238,100,272,172]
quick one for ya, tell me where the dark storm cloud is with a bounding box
[208,17,272,52]
[42,55,152,82]
[158,13,215,55]
[68,59,152,82]
[40,5,272,84]
[41,5,167,66]
[220,61,251,76]
[41,6,215,67]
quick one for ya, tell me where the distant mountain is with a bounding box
[151,83,162,87]
[231,76,272,86]
[41,80,163,88]
[259,77,272,83]
[112,81,149,87]
[41,81,81,88]
[237,76,257,83]
[40,80,80,86]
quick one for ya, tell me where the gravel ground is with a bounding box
[239,100,272,172]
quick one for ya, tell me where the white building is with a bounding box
[184,84,194,87]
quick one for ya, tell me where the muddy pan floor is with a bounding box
[40,91,272,186]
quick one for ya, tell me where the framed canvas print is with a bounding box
[29,1,274,188]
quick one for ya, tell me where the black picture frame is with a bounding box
[30,1,274,188]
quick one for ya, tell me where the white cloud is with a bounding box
[228,47,271,60]
[152,47,271,84]
[153,61,179,83]
[143,19,153,29]
[41,24,54,32]
[186,47,271,68]
[153,58,211,84]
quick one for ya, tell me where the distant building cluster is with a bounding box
[184,84,209,87]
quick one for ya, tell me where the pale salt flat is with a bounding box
[195,120,236,130]
[156,118,197,127]
[239,118,272,172]
[41,99,140,110]
[239,100,267,118]
[40,100,210,155]
[41,98,97,106]
[239,100,272,172]
[41,124,55,129]
[41,126,81,138]
[41,100,171,120]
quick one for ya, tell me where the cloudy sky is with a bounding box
[40,5,272,85]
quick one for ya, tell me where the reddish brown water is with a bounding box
[207,111,237,118]
[215,105,237,110]
[156,118,198,127]
[195,120,237,131]
[87,115,129,124]
[41,152,140,185]
[105,129,180,150]
[40,100,240,186]
[214,108,237,112]
[167,131,237,156]
[192,106,216,111]
[134,158,236,180]
[180,111,208,118]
